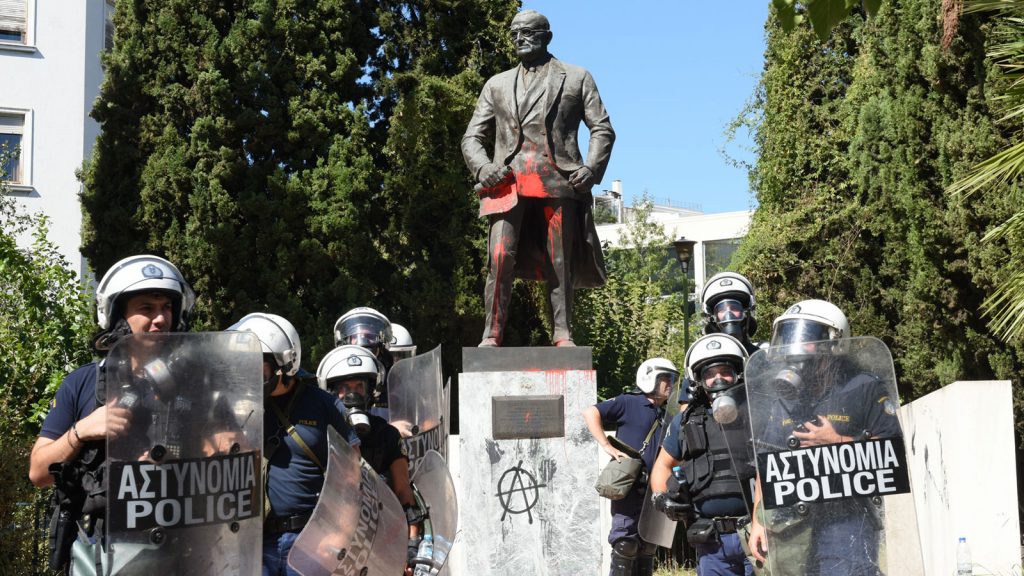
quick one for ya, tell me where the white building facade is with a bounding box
[1,0,112,277]
[595,201,754,296]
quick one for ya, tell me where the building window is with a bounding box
[703,238,742,278]
[0,0,27,44]
[0,112,24,183]
[104,1,115,51]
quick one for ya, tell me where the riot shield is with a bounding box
[388,345,446,476]
[104,332,264,575]
[410,450,458,575]
[746,336,923,576]
[288,426,408,576]
[638,483,676,548]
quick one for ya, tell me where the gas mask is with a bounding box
[712,299,747,342]
[700,363,742,424]
[333,378,373,436]
[264,371,281,398]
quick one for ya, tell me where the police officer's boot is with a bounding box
[609,538,638,576]
[634,556,654,576]
[635,540,657,576]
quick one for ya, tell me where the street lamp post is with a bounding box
[672,237,697,353]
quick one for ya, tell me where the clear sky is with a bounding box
[521,1,769,213]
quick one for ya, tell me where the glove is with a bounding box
[653,491,692,522]
[408,538,420,564]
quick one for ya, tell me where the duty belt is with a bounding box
[265,512,312,534]
[712,515,749,534]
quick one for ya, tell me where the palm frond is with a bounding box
[981,270,1024,340]
[964,1,1024,15]
[982,205,1024,241]
[949,139,1024,198]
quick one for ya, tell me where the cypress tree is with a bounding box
[80,0,519,361]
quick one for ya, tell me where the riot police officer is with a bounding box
[29,254,195,573]
[678,272,762,412]
[584,358,678,576]
[746,299,901,576]
[317,345,422,573]
[700,271,762,355]
[650,334,755,576]
[228,312,361,576]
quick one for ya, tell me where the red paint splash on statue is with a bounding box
[544,204,563,264]
[489,235,515,341]
[515,142,554,199]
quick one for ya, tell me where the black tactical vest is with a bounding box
[678,404,754,507]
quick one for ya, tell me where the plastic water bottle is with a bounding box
[413,534,433,576]
[432,534,449,570]
[956,537,972,576]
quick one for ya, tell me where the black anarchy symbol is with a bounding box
[495,460,547,524]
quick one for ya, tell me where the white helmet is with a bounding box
[635,357,680,394]
[389,323,416,360]
[316,345,384,393]
[95,254,195,330]
[333,307,393,351]
[700,271,756,339]
[227,313,301,376]
[770,299,850,357]
[684,333,749,383]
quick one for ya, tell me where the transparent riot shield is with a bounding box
[746,336,923,576]
[388,345,446,476]
[410,450,458,575]
[104,332,264,575]
[288,426,408,576]
[638,483,676,548]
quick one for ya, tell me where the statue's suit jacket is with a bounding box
[461,57,615,189]
[462,56,614,288]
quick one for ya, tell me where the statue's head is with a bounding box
[510,10,552,64]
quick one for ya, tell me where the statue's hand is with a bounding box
[569,165,594,190]
[480,163,512,188]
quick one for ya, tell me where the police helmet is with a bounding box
[770,299,849,358]
[227,312,302,376]
[333,307,393,351]
[95,254,195,331]
[700,271,757,339]
[316,345,384,395]
[389,323,416,361]
[635,358,680,394]
[684,333,748,393]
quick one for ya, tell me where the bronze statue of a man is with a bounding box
[462,9,615,347]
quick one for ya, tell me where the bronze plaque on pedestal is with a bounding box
[492,395,565,439]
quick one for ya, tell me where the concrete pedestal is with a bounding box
[453,347,601,576]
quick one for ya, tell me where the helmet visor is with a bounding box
[713,299,746,323]
[771,319,835,355]
[339,316,390,347]
[654,371,679,388]
[699,363,738,387]
[326,376,372,398]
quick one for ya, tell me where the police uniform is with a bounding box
[39,364,100,441]
[662,394,755,576]
[757,364,900,576]
[594,393,665,547]
[359,413,408,479]
[263,376,360,576]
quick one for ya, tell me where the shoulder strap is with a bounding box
[269,381,325,472]
[638,407,665,453]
